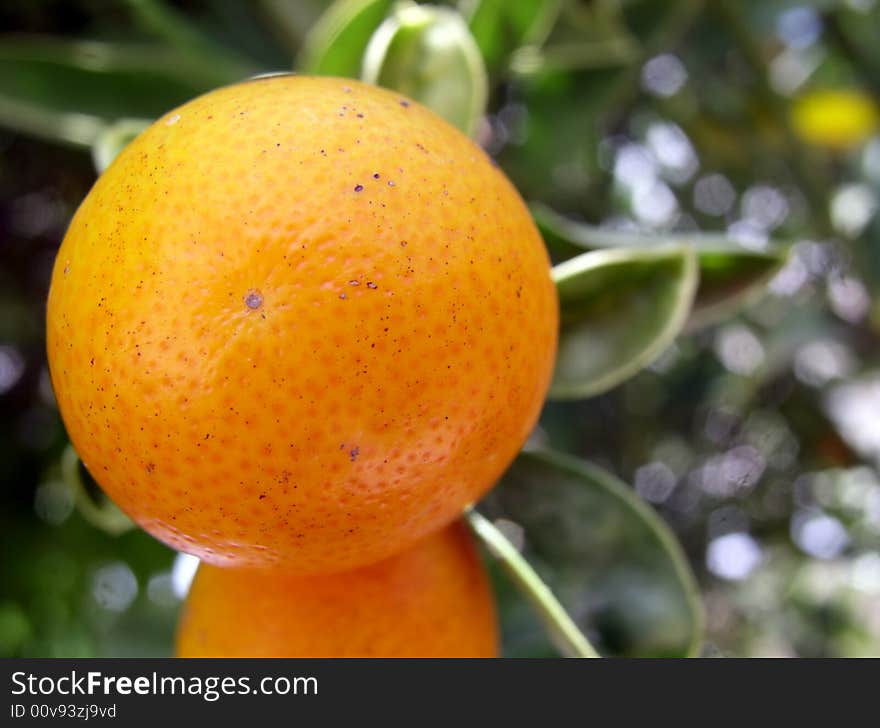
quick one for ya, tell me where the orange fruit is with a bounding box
[46,75,558,573]
[176,521,498,657]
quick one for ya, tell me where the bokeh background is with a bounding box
[2,0,880,657]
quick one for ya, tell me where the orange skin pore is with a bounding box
[176,521,499,657]
[46,75,558,573]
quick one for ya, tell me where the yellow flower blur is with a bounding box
[792,89,879,151]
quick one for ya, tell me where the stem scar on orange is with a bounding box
[176,521,498,657]
[46,75,558,573]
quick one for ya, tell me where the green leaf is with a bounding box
[0,37,218,146]
[298,0,394,77]
[689,245,789,329]
[362,3,488,136]
[487,448,704,657]
[550,245,698,399]
[92,119,152,174]
[535,203,789,330]
[466,509,599,658]
[460,0,562,72]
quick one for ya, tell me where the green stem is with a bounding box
[465,508,600,658]
[61,445,134,536]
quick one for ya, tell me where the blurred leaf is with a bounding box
[362,3,488,136]
[198,0,294,69]
[512,0,639,75]
[550,245,698,399]
[92,119,152,174]
[0,602,31,657]
[620,0,705,44]
[488,448,704,657]
[0,94,106,148]
[493,65,630,211]
[298,0,394,76]
[0,506,177,657]
[257,0,334,58]
[61,446,135,537]
[0,37,217,146]
[535,203,788,330]
[467,509,599,657]
[826,3,880,96]
[461,0,562,72]
[509,37,639,75]
[124,0,257,84]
